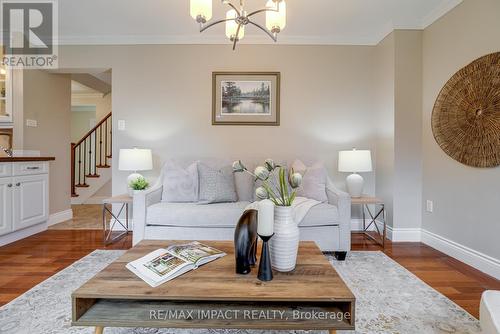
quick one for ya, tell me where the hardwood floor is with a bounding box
[0,225,499,319]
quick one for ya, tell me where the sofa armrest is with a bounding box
[326,178,351,251]
[132,184,163,245]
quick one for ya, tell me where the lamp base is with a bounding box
[346,173,364,198]
[127,172,143,186]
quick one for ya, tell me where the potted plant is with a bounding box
[128,176,149,197]
[233,159,303,272]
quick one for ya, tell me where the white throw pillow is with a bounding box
[291,160,328,202]
[161,161,199,203]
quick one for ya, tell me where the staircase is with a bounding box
[71,112,112,204]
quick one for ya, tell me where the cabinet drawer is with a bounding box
[13,162,49,176]
[0,163,12,177]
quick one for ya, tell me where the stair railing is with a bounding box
[71,112,112,197]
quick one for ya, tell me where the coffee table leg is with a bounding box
[95,326,104,334]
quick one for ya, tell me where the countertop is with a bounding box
[0,157,55,162]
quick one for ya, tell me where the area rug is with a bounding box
[0,250,480,334]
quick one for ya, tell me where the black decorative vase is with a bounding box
[257,233,274,282]
[234,210,258,274]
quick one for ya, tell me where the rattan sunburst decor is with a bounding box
[432,52,500,168]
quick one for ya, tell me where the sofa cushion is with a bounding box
[161,161,198,203]
[147,201,251,228]
[198,163,238,203]
[292,160,328,203]
[300,203,339,227]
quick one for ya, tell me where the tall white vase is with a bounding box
[270,206,299,272]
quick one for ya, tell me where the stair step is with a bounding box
[96,165,111,168]
[75,184,90,188]
[86,174,100,178]
[106,155,112,158]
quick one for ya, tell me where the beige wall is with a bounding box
[58,44,379,201]
[70,109,96,142]
[72,93,111,121]
[393,30,423,230]
[23,70,72,214]
[422,0,500,258]
[374,32,395,227]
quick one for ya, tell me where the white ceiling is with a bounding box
[71,81,98,94]
[58,0,463,46]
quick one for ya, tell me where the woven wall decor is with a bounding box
[432,52,500,168]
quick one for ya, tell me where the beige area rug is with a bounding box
[0,250,481,334]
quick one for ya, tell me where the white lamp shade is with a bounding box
[266,0,286,32]
[190,0,212,21]
[225,9,245,40]
[338,150,372,173]
[118,148,153,171]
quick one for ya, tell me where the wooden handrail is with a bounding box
[74,112,112,147]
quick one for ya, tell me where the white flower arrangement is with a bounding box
[232,159,303,207]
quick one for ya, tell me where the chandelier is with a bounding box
[190,0,287,50]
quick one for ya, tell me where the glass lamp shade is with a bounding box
[225,9,245,40]
[190,0,212,21]
[266,0,286,32]
[338,149,372,173]
[118,148,153,171]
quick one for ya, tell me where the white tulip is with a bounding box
[254,166,270,180]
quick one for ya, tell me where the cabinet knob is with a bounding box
[7,183,12,187]
[15,182,20,186]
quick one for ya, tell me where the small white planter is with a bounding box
[128,188,145,197]
[270,206,299,272]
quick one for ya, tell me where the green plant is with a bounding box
[233,159,302,207]
[129,176,149,191]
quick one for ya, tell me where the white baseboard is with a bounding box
[421,229,500,280]
[0,222,47,247]
[48,209,73,226]
[390,227,421,242]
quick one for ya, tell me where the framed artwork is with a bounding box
[212,72,280,126]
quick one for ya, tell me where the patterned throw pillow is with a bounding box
[198,163,238,204]
[292,160,328,202]
[161,162,199,203]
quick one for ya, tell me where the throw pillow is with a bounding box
[161,161,199,203]
[198,163,238,204]
[292,160,328,202]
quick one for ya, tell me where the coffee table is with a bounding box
[72,241,355,333]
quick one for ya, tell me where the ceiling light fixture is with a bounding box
[190,0,287,50]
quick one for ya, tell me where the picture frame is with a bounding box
[212,72,280,126]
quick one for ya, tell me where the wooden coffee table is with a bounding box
[72,241,355,333]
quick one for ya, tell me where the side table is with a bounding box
[102,194,132,245]
[352,196,387,248]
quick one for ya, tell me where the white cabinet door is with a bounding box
[13,174,49,230]
[0,178,13,235]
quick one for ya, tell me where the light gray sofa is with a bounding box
[132,159,351,255]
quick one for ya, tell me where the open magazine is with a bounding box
[126,241,226,287]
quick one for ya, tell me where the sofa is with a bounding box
[132,158,351,255]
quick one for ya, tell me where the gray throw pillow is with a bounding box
[198,163,238,204]
[161,161,199,203]
[292,160,328,202]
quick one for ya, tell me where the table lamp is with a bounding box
[118,148,153,186]
[338,149,372,198]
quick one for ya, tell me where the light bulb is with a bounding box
[190,0,212,23]
[225,9,245,41]
[266,0,286,33]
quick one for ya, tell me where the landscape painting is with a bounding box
[213,72,280,126]
[221,81,271,115]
